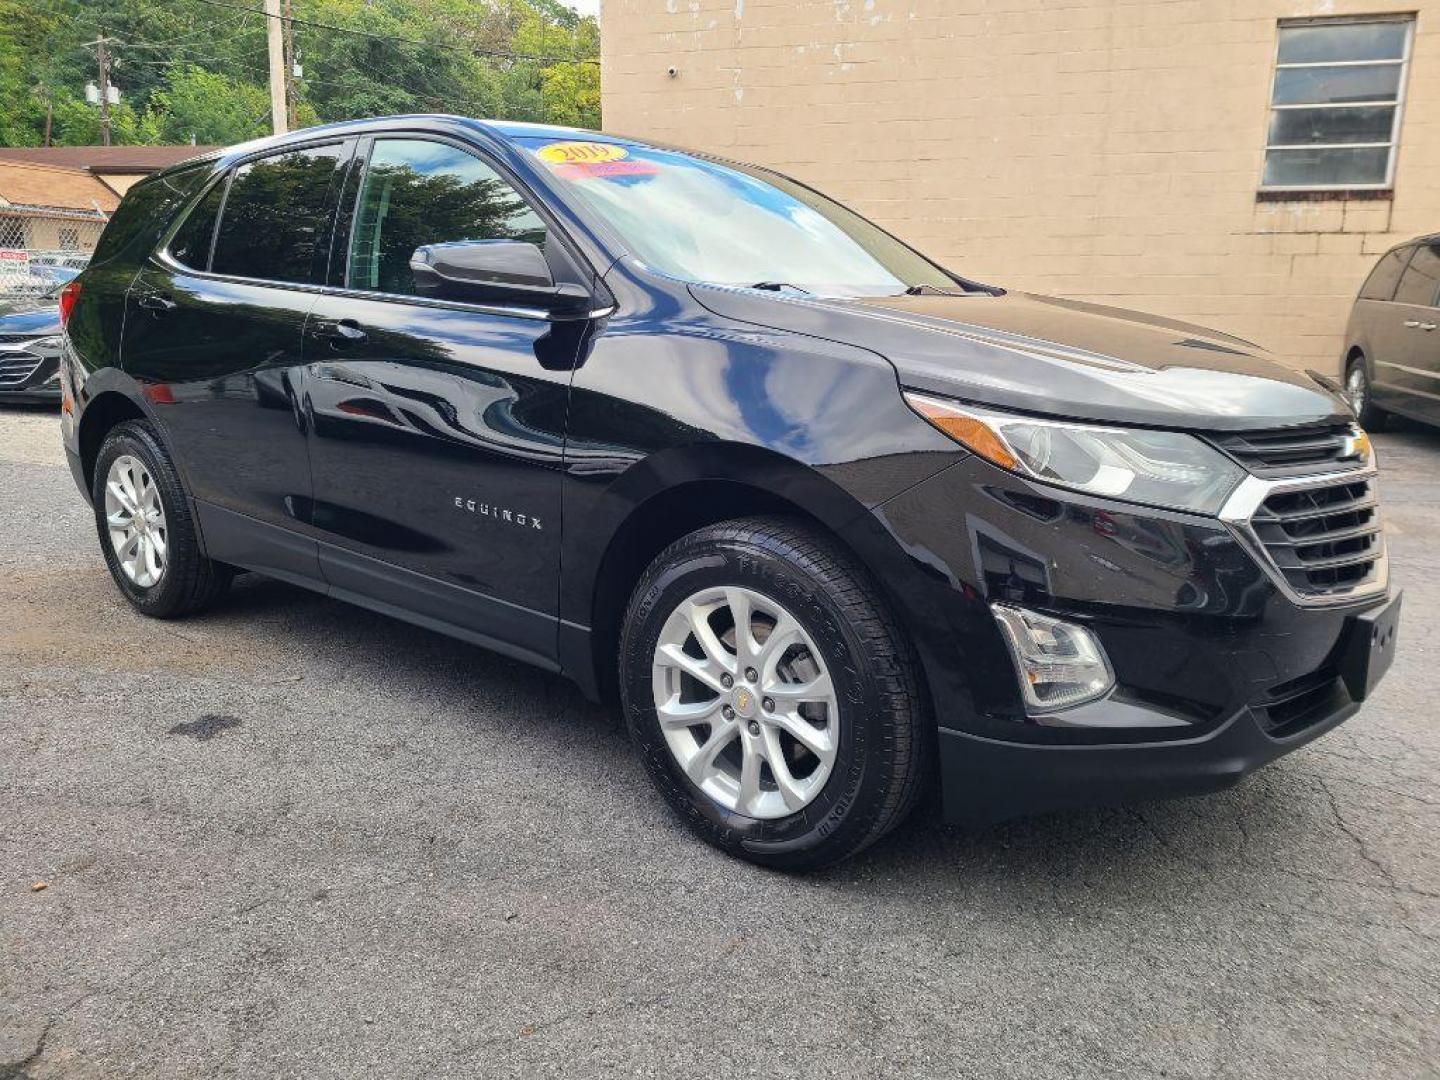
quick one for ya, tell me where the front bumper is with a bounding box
[940,586,1398,825]
[867,452,1399,826]
[939,693,1357,827]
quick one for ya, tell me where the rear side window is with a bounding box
[168,180,225,270]
[1358,246,1411,301]
[1394,243,1440,307]
[346,138,546,296]
[211,144,344,284]
[91,166,206,266]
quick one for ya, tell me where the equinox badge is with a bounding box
[454,497,542,530]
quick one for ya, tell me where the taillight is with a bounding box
[58,280,81,328]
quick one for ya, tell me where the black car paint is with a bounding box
[0,297,64,402]
[60,115,1394,827]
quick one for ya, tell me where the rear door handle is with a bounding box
[138,293,176,314]
[325,319,367,350]
[1422,323,1438,332]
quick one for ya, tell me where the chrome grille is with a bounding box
[0,352,44,386]
[1249,476,1383,599]
[1211,422,1365,477]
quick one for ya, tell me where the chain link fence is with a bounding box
[0,209,107,298]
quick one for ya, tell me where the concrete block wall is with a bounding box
[600,0,1440,373]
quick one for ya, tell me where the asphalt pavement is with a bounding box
[1,404,1436,1079]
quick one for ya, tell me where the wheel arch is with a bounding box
[563,441,941,710]
[76,389,150,495]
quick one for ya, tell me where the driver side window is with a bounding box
[347,139,547,297]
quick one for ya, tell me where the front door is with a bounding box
[303,136,582,664]
[121,141,350,582]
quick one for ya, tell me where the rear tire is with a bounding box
[619,516,928,870]
[92,420,232,618]
[1346,354,1389,430]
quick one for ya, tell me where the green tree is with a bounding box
[0,0,602,148]
[147,65,272,145]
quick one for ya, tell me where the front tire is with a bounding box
[619,517,927,870]
[92,420,232,618]
[1345,354,1389,430]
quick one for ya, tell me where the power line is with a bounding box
[185,0,599,66]
[121,51,269,71]
[296,66,500,118]
[106,11,254,53]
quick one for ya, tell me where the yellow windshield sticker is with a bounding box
[536,141,629,165]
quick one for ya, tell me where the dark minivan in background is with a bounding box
[58,116,1400,868]
[1343,234,1440,428]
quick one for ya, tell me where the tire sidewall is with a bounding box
[92,422,190,616]
[621,532,896,863]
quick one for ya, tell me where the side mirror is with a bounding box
[409,240,590,317]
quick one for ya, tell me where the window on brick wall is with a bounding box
[1263,16,1414,191]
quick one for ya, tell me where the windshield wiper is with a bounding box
[748,281,811,294]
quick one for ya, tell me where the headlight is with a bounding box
[27,335,64,351]
[904,392,1245,515]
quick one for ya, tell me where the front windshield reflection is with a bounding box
[520,136,959,299]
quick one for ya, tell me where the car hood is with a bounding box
[689,286,1348,431]
[0,301,62,336]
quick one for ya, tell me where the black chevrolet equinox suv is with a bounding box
[59,117,1400,869]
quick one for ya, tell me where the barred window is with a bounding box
[1263,17,1414,191]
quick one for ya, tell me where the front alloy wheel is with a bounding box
[1345,355,1388,429]
[653,585,839,819]
[1345,362,1369,417]
[621,516,928,870]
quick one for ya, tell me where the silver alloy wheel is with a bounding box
[1346,364,1368,415]
[652,585,839,819]
[104,454,167,588]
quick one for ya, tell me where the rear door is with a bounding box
[302,135,584,665]
[1383,240,1440,421]
[120,140,351,583]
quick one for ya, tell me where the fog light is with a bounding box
[991,603,1115,714]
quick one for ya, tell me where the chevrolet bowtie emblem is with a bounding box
[1341,429,1371,461]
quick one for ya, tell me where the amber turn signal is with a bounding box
[902,392,1019,470]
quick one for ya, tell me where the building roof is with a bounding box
[0,161,120,215]
[0,144,218,175]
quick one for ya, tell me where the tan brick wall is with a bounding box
[600,0,1440,374]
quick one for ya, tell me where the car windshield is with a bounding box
[518,136,962,298]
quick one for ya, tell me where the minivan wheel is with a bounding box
[619,517,927,870]
[1345,355,1388,430]
[92,420,232,618]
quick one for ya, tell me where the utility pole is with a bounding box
[281,0,298,131]
[95,33,112,146]
[264,0,288,136]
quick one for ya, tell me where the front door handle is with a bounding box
[1404,319,1421,328]
[325,319,367,350]
[138,293,176,315]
